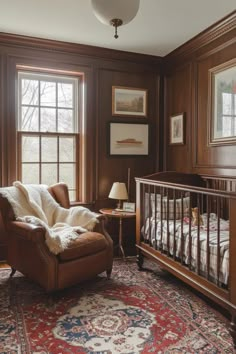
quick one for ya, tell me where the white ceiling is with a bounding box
[0,0,235,57]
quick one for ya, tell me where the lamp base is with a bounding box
[116,200,123,210]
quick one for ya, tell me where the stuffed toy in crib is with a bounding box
[191,207,203,226]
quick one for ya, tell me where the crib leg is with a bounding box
[137,252,144,270]
[230,312,236,349]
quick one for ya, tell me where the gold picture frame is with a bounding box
[112,86,147,117]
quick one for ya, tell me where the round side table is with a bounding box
[99,208,136,259]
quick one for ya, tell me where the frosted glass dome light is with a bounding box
[91,0,140,39]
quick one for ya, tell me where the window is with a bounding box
[17,71,81,201]
[210,61,236,144]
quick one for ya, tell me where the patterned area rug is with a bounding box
[0,258,235,353]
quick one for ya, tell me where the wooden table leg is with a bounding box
[118,217,125,259]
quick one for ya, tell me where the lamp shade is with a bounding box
[108,182,128,200]
[91,0,140,26]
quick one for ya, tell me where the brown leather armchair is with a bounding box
[0,183,113,291]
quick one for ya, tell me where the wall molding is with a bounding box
[0,32,162,66]
[164,11,236,67]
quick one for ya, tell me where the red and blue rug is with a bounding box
[0,259,234,353]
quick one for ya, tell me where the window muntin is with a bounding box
[18,71,79,201]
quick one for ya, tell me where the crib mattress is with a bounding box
[142,213,229,285]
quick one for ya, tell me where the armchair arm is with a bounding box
[93,214,113,246]
[7,221,45,242]
[94,213,107,231]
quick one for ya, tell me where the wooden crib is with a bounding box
[135,171,236,348]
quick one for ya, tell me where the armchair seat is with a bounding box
[0,182,113,292]
[58,231,108,261]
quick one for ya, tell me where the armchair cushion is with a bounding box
[58,232,107,261]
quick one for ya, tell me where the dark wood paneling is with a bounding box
[194,42,236,171]
[95,69,159,210]
[0,33,161,259]
[164,63,193,172]
[164,12,236,176]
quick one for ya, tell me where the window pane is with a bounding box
[58,109,73,132]
[69,190,76,201]
[22,164,39,183]
[21,107,39,131]
[59,163,75,188]
[22,136,39,162]
[40,81,56,107]
[222,93,232,115]
[41,164,57,185]
[21,79,39,105]
[222,116,232,137]
[42,137,57,162]
[59,137,75,162]
[40,108,56,132]
[58,83,73,108]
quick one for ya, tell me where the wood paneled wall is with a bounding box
[0,34,161,200]
[0,33,161,258]
[163,11,236,175]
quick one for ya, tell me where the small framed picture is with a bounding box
[112,86,147,117]
[123,202,136,213]
[170,113,185,145]
[109,122,149,156]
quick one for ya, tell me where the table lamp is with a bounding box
[108,182,128,210]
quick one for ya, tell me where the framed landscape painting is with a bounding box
[112,86,147,117]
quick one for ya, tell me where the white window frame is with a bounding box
[17,69,82,201]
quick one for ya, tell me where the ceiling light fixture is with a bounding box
[91,0,140,39]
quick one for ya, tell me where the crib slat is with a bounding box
[160,188,164,252]
[166,190,170,256]
[188,193,192,271]
[173,189,177,260]
[147,185,151,246]
[196,194,201,275]
[154,185,158,250]
[217,197,220,286]
[206,195,210,281]
[180,193,184,265]
[143,184,149,242]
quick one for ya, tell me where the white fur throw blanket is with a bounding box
[1,181,99,255]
